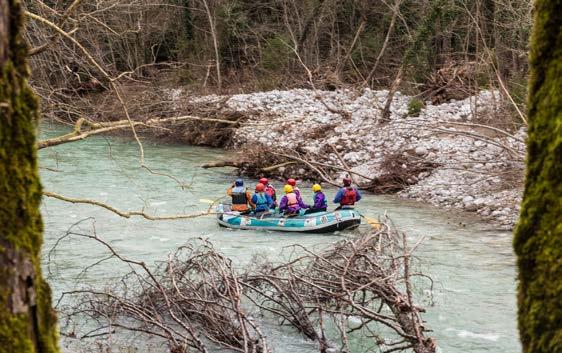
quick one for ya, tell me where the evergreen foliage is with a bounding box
[407,98,424,116]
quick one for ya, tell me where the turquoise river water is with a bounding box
[39,123,521,353]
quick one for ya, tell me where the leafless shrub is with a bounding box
[243,223,436,353]
[58,237,269,353]
[363,152,439,194]
[56,219,435,353]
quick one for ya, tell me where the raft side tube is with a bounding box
[216,208,361,233]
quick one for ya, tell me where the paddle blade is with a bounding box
[199,198,217,204]
[363,216,381,230]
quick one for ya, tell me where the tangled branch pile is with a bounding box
[58,223,435,353]
[363,152,440,194]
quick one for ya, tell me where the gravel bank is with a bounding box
[182,88,525,229]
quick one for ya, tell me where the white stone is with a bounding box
[462,196,474,204]
[473,198,486,205]
[414,146,428,156]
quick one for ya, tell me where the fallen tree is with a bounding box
[201,145,438,194]
[55,219,435,353]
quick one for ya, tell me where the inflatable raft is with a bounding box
[216,207,361,233]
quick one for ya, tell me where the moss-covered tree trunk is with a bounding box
[0,0,60,352]
[514,1,562,353]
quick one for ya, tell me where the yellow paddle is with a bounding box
[360,214,381,230]
[199,198,217,204]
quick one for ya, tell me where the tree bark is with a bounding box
[514,1,562,353]
[0,0,60,352]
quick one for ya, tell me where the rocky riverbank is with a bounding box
[173,88,525,229]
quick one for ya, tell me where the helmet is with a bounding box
[284,185,293,194]
[343,177,352,186]
[259,177,268,185]
[312,184,321,192]
[235,179,244,187]
[255,183,265,192]
[287,178,296,186]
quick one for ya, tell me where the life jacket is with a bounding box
[340,187,357,206]
[254,192,269,211]
[265,185,276,200]
[286,192,299,208]
[231,186,249,211]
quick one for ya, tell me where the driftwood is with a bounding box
[38,116,241,150]
[43,191,217,220]
[201,160,243,169]
[56,218,435,353]
[201,160,297,172]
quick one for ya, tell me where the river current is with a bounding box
[39,123,520,353]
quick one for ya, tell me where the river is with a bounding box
[39,123,521,353]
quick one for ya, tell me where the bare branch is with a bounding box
[43,191,215,220]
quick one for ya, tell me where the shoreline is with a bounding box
[178,88,525,229]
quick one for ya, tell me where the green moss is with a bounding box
[0,315,34,351]
[0,1,60,352]
[513,1,562,352]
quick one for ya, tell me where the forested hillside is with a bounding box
[26,0,530,104]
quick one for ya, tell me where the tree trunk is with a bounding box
[201,0,221,91]
[298,0,326,50]
[365,0,402,86]
[380,65,403,123]
[514,1,562,353]
[0,1,60,352]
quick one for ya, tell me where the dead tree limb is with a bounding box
[38,115,241,149]
[58,220,434,353]
[43,191,216,220]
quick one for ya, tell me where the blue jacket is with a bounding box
[333,187,362,204]
[252,192,274,212]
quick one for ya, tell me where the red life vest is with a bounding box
[265,185,276,201]
[340,187,357,205]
